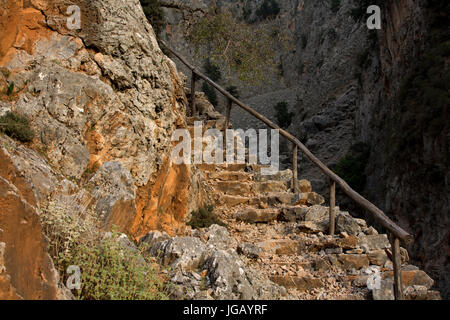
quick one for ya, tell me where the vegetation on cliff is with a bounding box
[187,205,227,230]
[0,111,34,143]
[40,201,168,300]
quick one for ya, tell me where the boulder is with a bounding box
[149,237,208,272]
[139,230,171,249]
[203,249,255,300]
[382,270,434,289]
[298,220,328,234]
[336,254,370,270]
[358,234,391,251]
[237,243,262,259]
[298,179,312,193]
[307,192,325,205]
[336,214,361,236]
[203,224,232,250]
[368,250,389,266]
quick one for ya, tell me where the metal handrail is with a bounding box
[160,41,411,299]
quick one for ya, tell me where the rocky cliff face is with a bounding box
[359,0,449,298]
[0,0,210,299]
[162,0,449,297]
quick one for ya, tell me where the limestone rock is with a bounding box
[139,230,171,249]
[358,235,391,252]
[150,237,208,272]
[368,250,389,266]
[336,214,362,236]
[0,177,58,299]
[237,243,262,259]
[335,254,370,271]
[298,179,312,193]
[88,161,136,233]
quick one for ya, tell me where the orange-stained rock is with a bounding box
[0,177,58,300]
[0,0,51,65]
[132,157,193,238]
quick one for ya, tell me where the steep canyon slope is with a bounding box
[161,0,449,297]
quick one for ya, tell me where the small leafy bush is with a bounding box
[69,232,168,300]
[7,82,14,95]
[187,205,227,229]
[0,111,34,142]
[256,0,280,21]
[274,101,294,129]
[333,143,370,193]
[226,85,240,99]
[40,201,168,300]
[202,82,218,107]
[203,59,222,82]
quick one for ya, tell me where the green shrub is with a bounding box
[274,101,294,129]
[256,0,280,21]
[226,85,240,99]
[40,201,168,300]
[333,143,370,193]
[7,82,14,95]
[202,82,218,107]
[203,59,222,82]
[0,111,34,142]
[140,0,166,36]
[187,205,227,229]
[70,232,168,300]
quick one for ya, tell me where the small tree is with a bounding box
[140,0,166,36]
[188,7,279,83]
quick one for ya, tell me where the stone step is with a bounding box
[213,181,253,196]
[233,208,280,223]
[207,171,253,182]
[220,194,250,207]
[255,192,296,206]
[254,169,293,182]
[253,181,289,193]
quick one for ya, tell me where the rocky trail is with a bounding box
[139,114,441,300]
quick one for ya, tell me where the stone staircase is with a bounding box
[186,115,441,300]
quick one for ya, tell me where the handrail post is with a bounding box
[292,143,298,193]
[329,179,336,235]
[190,71,196,117]
[391,234,404,300]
